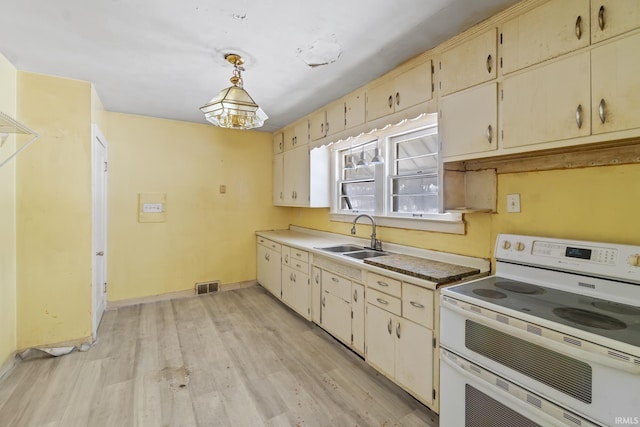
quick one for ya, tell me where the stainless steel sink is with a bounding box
[317,244,365,253]
[342,250,389,260]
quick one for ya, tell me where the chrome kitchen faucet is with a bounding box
[351,214,382,251]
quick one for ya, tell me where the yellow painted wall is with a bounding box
[291,163,640,263]
[16,72,93,349]
[105,112,293,302]
[0,54,17,367]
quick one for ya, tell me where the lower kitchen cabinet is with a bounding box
[365,274,435,408]
[256,238,281,297]
[316,263,366,356]
[282,265,310,318]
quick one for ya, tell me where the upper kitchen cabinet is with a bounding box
[501,0,590,74]
[366,60,433,122]
[439,29,497,96]
[273,131,284,154]
[310,100,347,142]
[344,90,365,130]
[283,119,309,151]
[501,51,591,149]
[591,0,640,44]
[441,83,498,158]
[275,145,330,207]
[591,32,640,135]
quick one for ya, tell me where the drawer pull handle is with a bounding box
[486,54,493,74]
[388,95,393,109]
[377,281,389,287]
[575,104,583,129]
[396,322,401,339]
[486,124,493,144]
[410,301,425,309]
[575,15,582,40]
[332,277,339,283]
[598,99,606,124]
[598,6,605,31]
[315,275,319,284]
[295,264,301,268]
[387,318,393,335]
[377,298,389,305]
[395,92,400,107]
[353,289,358,302]
[265,253,269,261]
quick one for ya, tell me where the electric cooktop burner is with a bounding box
[472,289,507,299]
[495,281,546,295]
[553,307,627,330]
[446,276,640,347]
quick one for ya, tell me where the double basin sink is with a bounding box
[317,244,390,260]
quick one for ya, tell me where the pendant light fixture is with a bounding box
[200,53,268,130]
[345,146,356,169]
[370,140,384,164]
[355,145,369,168]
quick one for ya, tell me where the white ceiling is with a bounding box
[0,0,519,132]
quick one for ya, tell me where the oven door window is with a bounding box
[465,320,592,403]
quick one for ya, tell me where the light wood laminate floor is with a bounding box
[0,286,438,426]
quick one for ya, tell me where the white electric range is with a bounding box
[439,234,640,427]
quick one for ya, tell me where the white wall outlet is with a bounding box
[142,202,163,213]
[506,193,521,213]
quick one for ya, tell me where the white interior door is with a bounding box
[92,124,108,339]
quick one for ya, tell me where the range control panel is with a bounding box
[495,234,640,283]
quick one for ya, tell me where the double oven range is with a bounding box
[440,234,640,426]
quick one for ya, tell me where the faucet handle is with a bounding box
[375,239,383,251]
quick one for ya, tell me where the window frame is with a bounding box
[329,114,464,234]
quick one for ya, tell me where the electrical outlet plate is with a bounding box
[506,194,521,213]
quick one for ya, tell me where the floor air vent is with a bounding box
[195,280,220,295]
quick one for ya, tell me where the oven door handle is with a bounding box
[440,349,600,427]
[442,298,640,375]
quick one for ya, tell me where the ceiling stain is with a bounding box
[297,36,342,68]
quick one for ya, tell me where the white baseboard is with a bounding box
[108,280,257,309]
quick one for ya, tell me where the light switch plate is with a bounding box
[138,193,167,222]
[506,193,521,213]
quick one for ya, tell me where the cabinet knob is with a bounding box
[598,99,606,124]
[598,6,605,31]
[575,15,583,40]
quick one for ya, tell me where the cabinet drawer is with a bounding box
[366,273,401,298]
[367,288,401,316]
[402,283,434,329]
[289,248,309,263]
[257,237,281,253]
[289,260,308,275]
[322,271,352,302]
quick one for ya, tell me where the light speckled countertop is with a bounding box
[363,253,480,284]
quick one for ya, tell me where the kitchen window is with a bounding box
[330,114,463,233]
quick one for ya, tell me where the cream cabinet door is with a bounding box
[501,0,590,74]
[366,78,395,121]
[395,318,433,406]
[394,61,433,111]
[284,120,309,150]
[592,32,640,135]
[272,153,284,205]
[293,270,310,319]
[283,146,309,205]
[351,283,365,355]
[281,264,295,306]
[591,0,640,44]
[502,52,591,149]
[345,90,365,129]
[257,244,281,297]
[273,132,284,154]
[309,110,327,141]
[326,100,345,136]
[441,83,498,158]
[439,29,497,95]
[322,290,351,344]
[366,304,396,378]
[311,267,322,324]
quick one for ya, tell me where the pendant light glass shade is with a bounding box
[356,147,369,168]
[345,154,356,169]
[200,54,268,130]
[370,147,384,164]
